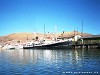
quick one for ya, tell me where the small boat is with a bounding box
[23,41,34,49]
[2,43,23,50]
[2,44,15,50]
[14,44,23,49]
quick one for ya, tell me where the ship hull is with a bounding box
[23,41,72,49]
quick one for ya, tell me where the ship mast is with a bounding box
[81,20,83,37]
[27,35,28,40]
[44,24,46,39]
[77,27,78,35]
[55,25,57,41]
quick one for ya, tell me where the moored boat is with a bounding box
[23,40,72,49]
[2,44,15,50]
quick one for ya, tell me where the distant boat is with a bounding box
[2,43,23,50]
[14,44,23,49]
[2,44,15,50]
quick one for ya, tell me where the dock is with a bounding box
[72,35,100,49]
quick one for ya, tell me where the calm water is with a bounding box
[0,49,100,75]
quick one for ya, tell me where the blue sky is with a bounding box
[0,0,100,36]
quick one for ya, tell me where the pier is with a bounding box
[72,35,100,49]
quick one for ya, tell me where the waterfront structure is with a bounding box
[78,35,100,44]
[73,35,100,49]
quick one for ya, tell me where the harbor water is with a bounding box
[0,49,100,75]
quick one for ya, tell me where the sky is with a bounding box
[0,0,100,36]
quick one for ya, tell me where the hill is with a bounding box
[0,31,92,44]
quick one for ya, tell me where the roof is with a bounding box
[80,35,100,40]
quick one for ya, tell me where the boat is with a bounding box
[23,39,72,49]
[2,44,15,50]
[23,25,72,49]
[23,41,35,49]
[14,44,23,49]
[2,43,24,50]
[34,41,71,49]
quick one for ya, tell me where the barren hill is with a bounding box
[61,31,92,37]
[0,31,92,44]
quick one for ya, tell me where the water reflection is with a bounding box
[0,49,100,75]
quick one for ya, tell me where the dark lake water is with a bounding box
[0,49,100,75]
